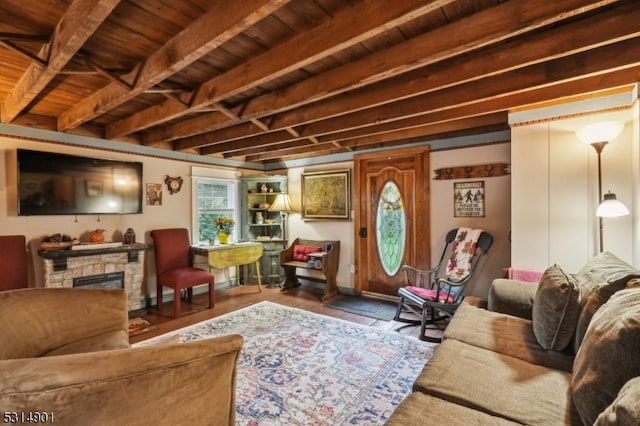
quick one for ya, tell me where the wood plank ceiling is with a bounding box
[1,0,639,167]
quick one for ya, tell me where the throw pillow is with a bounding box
[531,264,580,351]
[292,245,321,262]
[572,288,640,426]
[573,252,640,352]
[595,376,640,426]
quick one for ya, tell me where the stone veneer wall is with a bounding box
[42,252,144,311]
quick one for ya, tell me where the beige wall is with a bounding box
[1,137,511,302]
[284,144,511,299]
[0,138,236,297]
[430,144,511,298]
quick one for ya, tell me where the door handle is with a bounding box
[359,227,367,238]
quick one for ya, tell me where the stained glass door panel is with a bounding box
[376,181,406,276]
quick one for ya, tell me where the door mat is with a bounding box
[128,317,157,337]
[324,295,397,321]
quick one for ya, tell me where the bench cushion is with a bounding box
[293,245,322,261]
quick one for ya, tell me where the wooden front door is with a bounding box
[354,147,430,296]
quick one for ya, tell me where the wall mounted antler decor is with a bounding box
[434,163,510,180]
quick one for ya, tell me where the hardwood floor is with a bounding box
[129,284,444,344]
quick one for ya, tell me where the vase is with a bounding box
[218,233,230,244]
[255,212,264,224]
[90,229,105,243]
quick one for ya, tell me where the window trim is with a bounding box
[192,176,239,245]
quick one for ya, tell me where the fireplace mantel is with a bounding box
[38,243,147,271]
[38,243,147,311]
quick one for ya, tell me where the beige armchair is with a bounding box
[0,288,243,425]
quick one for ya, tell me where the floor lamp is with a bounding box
[576,121,630,252]
[269,193,293,246]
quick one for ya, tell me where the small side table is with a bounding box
[193,242,263,292]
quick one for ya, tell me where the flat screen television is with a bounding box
[17,149,143,215]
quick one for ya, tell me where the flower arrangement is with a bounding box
[214,217,235,234]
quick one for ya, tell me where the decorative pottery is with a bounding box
[124,228,136,244]
[255,212,264,224]
[90,229,105,243]
[218,233,230,244]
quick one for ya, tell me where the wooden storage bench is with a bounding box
[279,238,340,301]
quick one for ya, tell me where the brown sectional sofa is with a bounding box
[0,288,243,426]
[387,251,640,425]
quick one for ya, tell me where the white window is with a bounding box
[193,178,238,244]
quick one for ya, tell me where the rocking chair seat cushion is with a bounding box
[406,286,456,304]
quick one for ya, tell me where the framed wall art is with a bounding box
[146,183,162,206]
[85,180,103,197]
[301,169,351,221]
[454,181,485,217]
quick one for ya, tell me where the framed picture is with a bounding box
[146,183,163,206]
[302,169,351,221]
[453,181,485,217]
[85,180,103,197]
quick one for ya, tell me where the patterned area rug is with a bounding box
[135,301,436,425]
[128,317,157,337]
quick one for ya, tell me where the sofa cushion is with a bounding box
[42,330,130,357]
[574,251,640,352]
[0,288,128,360]
[532,265,580,351]
[292,245,321,261]
[414,339,580,425]
[444,299,574,372]
[572,288,640,426]
[386,391,520,426]
[487,278,537,320]
[595,376,640,426]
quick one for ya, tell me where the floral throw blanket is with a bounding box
[446,227,483,281]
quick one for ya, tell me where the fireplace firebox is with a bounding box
[73,272,124,289]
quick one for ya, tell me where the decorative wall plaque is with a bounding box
[454,181,485,217]
[434,163,509,180]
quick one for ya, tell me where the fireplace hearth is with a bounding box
[38,243,146,311]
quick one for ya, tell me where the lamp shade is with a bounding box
[596,192,630,218]
[269,193,293,212]
[576,121,624,145]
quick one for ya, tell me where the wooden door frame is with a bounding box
[353,146,430,295]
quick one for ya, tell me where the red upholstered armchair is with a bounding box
[0,235,28,291]
[151,228,215,318]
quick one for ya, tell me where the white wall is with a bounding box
[511,93,639,273]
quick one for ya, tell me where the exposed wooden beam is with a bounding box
[178,1,640,156]
[239,38,640,163]
[57,0,292,132]
[1,0,120,123]
[110,0,454,139]
[244,113,507,161]
[276,3,640,133]
[141,0,617,147]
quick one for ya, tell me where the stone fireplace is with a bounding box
[38,243,146,311]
